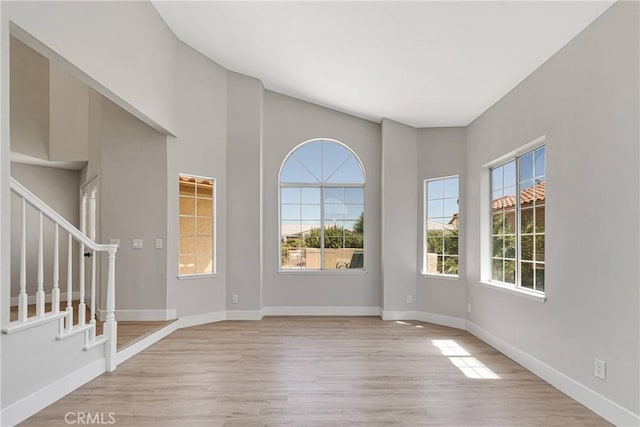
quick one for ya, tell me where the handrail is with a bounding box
[10,177,117,254]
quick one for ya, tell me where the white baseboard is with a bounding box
[97,309,177,321]
[175,310,226,329]
[415,311,466,330]
[0,358,106,427]
[466,321,640,427]
[10,291,80,307]
[115,321,179,366]
[381,310,416,320]
[226,310,264,321]
[263,306,381,316]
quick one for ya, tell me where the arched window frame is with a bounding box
[278,138,366,272]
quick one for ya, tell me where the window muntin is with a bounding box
[425,176,459,276]
[179,175,215,276]
[491,146,545,292]
[280,140,365,271]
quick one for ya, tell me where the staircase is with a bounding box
[3,177,118,371]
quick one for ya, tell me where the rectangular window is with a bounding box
[491,146,545,292]
[179,175,215,276]
[424,176,459,276]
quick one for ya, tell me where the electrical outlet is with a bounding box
[155,238,163,249]
[232,294,239,304]
[467,303,472,313]
[132,239,143,249]
[406,295,413,304]
[594,358,606,380]
[109,239,120,248]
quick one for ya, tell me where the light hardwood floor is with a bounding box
[22,317,610,426]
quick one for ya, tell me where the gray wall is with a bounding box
[9,36,48,160]
[100,98,167,311]
[416,127,467,319]
[380,119,417,312]
[165,42,228,317]
[226,72,263,312]
[465,1,639,415]
[262,91,382,308]
[10,163,80,296]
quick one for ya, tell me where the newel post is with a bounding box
[104,247,118,372]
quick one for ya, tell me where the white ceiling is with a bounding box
[152,1,614,128]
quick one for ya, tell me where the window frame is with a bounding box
[423,175,460,278]
[278,138,366,273]
[487,143,546,296]
[178,173,216,278]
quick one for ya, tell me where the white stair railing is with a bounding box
[3,177,119,372]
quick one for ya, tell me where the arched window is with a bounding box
[280,139,365,270]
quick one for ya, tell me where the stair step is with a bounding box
[2,311,68,334]
[83,335,107,351]
[57,324,93,341]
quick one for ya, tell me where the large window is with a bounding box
[179,175,215,276]
[491,146,545,292]
[425,176,459,276]
[280,139,365,270]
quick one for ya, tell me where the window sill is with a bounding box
[178,273,218,280]
[278,269,367,275]
[420,273,459,281]
[477,280,547,303]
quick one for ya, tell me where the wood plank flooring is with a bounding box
[21,317,610,426]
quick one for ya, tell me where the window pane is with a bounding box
[293,141,323,182]
[197,198,213,217]
[521,208,534,233]
[180,217,195,236]
[179,180,196,196]
[521,235,533,261]
[324,187,344,203]
[428,180,444,200]
[535,263,545,292]
[443,256,458,275]
[535,205,545,232]
[195,255,213,274]
[534,147,545,178]
[196,217,212,236]
[504,209,516,234]
[179,256,195,276]
[345,187,364,204]
[180,236,195,255]
[196,237,212,255]
[301,187,320,204]
[503,161,516,188]
[519,152,534,181]
[280,157,320,183]
[345,204,364,220]
[326,156,364,184]
[492,259,504,282]
[491,167,503,192]
[504,260,516,284]
[504,235,516,259]
[197,181,213,198]
[443,198,459,219]
[535,235,545,261]
[428,236,444,254]
[426,253,440,274]
[428,199,444,218]
[302,204,321,221]
[444,237,458,255]
[443,177,458,198]
[492,237,504,257]
[281,188,301,204]
[180,196,195,216]
[492,212,504,235]
[282,205,301,221]
[521,262,534,289]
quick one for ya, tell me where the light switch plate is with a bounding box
[155,239,163,249]
[133,239,143,249]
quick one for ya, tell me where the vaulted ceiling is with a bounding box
[152,1,614,128]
